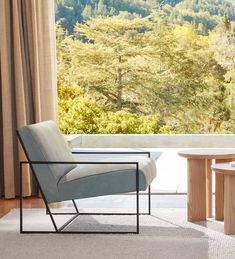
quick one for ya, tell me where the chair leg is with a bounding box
[72,200,79,213]
[20,163,59,233]
[136,163,140,234]
[20,162,58,233]
[148,185,151,215]
[20,162,23,233]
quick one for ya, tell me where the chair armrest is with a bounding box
[72,151,150,158]
[20,161,139,166]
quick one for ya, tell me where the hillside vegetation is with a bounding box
[55,0,235,33]
[56,0,235,134]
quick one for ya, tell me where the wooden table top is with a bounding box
[178,148,235,159]
[212,163,235,175]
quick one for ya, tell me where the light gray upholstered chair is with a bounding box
[17,121,157,234]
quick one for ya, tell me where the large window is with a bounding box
[55,0,235,134]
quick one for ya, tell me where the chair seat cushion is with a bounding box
[60,155,156,184]
[57,156,156,201]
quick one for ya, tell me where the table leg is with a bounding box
[224,175,235,235]
[187,158,206,222]
[206,159,212,218]
[215,159,233,221]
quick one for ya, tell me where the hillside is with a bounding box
[55,0,235,33]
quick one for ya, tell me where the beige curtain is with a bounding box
[0,0,57,198]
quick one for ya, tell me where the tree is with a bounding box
[209,18,235,71]
[55,0,85,33]
[58,84,165,134]
[96,0,107,16]
[72,17,168,112]
[55,0,235,35]
[56,14,232,134]
[82,5,93,19]
[209,17,235,130]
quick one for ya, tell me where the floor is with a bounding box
[1,204,231,259]
[2,195,230,259]
[0,194,192,218]
[0,197,60,218]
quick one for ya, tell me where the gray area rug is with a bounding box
[0,208,235,259]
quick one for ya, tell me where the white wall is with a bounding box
[68,134,235,148]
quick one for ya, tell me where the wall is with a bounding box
[69,134,235,148]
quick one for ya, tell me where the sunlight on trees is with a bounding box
[55,0,235,134]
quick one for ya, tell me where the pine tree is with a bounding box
[97,0,107,16]
[82,4,93,19]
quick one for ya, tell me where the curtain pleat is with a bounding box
[0,0,57,198]
[0,59,4,197]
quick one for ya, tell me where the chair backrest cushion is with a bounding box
[17,121,76,202]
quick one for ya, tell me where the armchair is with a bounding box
[17,121,157,234]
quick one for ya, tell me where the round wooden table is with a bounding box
[211,163,235,235]
[178,149,235,222]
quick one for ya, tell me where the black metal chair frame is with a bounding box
[19,151,152,234]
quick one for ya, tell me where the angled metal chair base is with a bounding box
[20,161,152,234]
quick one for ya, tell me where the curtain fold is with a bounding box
[0,0,57,198]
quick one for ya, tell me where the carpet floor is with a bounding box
[0,208,235,259]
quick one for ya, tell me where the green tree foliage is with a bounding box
[57,15,232,133]
[208,17,235,132]
[56,1,235,134]
[209,17,235,72]
[55,0,85,33]
[58,85,166,134]
[73,17,168,112]
[56,0,150,33]
[169,0,235,34]
[55,0,235,34]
